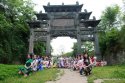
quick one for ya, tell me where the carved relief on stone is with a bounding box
[34,36,47,42]
[81,35,94,41]
[34,31,47,38]
[51,30,77,38]
[80,31,94,35]
[51,12,75,19]
[51,19,74,27]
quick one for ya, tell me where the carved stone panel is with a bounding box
[81,35,94,41]
[80,31,94,35]
[34,31,47,38]
[51,30,77,38]
[80,28,94,31]
[34,36,47,42]
[51,19,74,27]
[51,26,76,30]
[51,12,76,19]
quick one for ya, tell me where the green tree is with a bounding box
[98,4,122,61]
[63,52,73,57]
[99,5,120,31]
[34,41,46,56]
[123,0,125,21]
[119,25,125,49]
[118,0,125,50]
[72,43,77,57]
[0,0,35,64]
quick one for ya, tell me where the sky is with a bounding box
[32,0,123,55]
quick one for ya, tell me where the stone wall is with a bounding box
[104,51,125,65]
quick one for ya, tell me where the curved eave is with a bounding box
[35,13,49,20]
[78,12,92,20]
[43,4,83,12]
[80,20,101,27]
[27,21,41,28]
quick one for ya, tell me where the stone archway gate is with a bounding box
[27,2,101,59]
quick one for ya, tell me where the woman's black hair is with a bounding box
[29,53,34,59]
[83,52,89,57]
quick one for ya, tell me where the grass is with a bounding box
[88,65,125,83]
[0,64,60,83]
[1,64,125,83]
[0,64,19,80]
[103,79,125,83]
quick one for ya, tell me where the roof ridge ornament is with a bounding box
[62,2,64,5]
[39,11,42,14]
[47,2,50,6]
[32,15,37,21]
[93,16,96,20]
[76,1,79,5]
[84,9,87,13]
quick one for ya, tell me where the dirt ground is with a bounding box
[46,69,87,83]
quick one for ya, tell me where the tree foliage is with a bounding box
[119,25,125,49]
[34,41,46,56]
[72,42,94,56]
[99,5,120,31]
[72,43,77,57]
[63,52,73,57]
[0,0,35,64]
[99,28,120,55]
[99,3,125,62]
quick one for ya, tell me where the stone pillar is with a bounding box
[75,12,81,55]
[94,27,101,60]
[46,34,51,56]
[29,28,34,54]
[77,33,81,55]
[46,14,52,56]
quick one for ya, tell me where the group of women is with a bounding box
[56,53,97,76]
[18,54,52,77]
[73,53,96,76]
[18,53,96,77]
